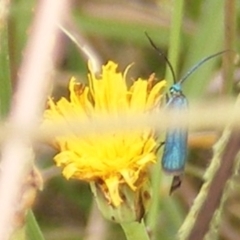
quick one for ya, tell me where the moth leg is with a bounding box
[165,93,169,103]
[155,141,165,152]
[169,175,182,195]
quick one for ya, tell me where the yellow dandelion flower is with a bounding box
[43,61,166,208]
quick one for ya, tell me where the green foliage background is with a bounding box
[1,0,239,239]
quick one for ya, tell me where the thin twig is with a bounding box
[222,0,236,94]
[178,96,240,240]
[59,18,102,74]
[187,132,240,240]
[39,99,240,141]
[0,0,69,239]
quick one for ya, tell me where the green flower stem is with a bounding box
[182,0,224,98]
[222,0,237,94]
[146,145,165,237]
[26,211,45,240]
[147,2,184,235]
[121,221,150,240]
[0,1,12,117]
[145,155,162,233]
[10,227,25,240]
[164,0,184,84]
[10,207,45,240]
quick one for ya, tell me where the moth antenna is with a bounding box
[179,50,231,85]
[145,32,177,83]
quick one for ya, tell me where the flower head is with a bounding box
[43,61,166,207]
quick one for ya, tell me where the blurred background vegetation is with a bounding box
[2,0,240,239]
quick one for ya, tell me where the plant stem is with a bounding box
[26,211,45,240]
[222,0,236,94]
[165,0,184,84]
[178,96,240,240]
[0,0,11,117]
[121,221,150,240]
